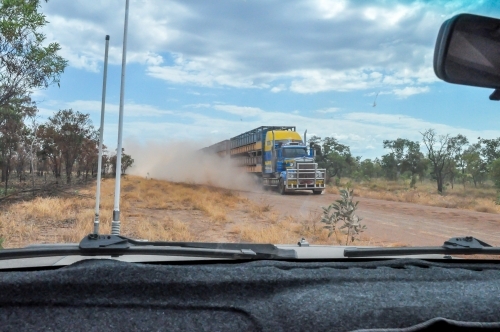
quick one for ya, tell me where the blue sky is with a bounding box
[35,0,500,159]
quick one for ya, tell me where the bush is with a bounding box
[320,188,366,245]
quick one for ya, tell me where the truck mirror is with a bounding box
[434,13,500,99]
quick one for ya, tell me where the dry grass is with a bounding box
[133,216,196,242]
[0,176,246,248]
[1,175,401,249]
[247,198,274,220]
[229,210,404,247]
[327,178,500,214]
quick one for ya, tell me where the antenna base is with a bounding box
[93,214,100,235]
[111,221,121,235]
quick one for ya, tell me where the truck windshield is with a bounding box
[283,148,307,158]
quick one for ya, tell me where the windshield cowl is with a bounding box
[0,234,476,270]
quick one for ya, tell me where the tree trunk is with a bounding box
[66,168,71,184]
[437,176,444,193]
[4,162,9,196]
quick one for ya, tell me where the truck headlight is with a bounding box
[288,172,297,179]
[316,171,323,178]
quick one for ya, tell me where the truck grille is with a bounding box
[297,163,316,179]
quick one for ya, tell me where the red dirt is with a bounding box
[238,190,500,247]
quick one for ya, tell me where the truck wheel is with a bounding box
[279,179,287,195]
[312,190,323,195]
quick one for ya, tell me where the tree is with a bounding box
[0,0,67,107]
[0,95,35,193]
[110,148,134,175]
[446,134,469,189]
[311,137,354,181]
[0,111,21,192]
[37,125,61,179]
[478,137,500,164]
[41,109,95,184]
[76,135,99,181]
[382,139,424,184]
[121,153,134,175]
[383,138,410,178]
[490,158,500,190]
[402,142,425,175]
[450,135,469,172]
[463,144,487,187]
[420,129,463,193]
[359,159,375,179]
[380,153,397,180]
[27,114,40,194]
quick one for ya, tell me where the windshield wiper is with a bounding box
[344,236,500,257]
[0,234,298,261]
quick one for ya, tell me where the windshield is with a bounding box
[283,148,307,159]
[1,0,500,258]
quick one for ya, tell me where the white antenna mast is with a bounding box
[93,35,110,235]
[112,0,130,235]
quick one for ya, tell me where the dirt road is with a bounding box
[240,190,500,247]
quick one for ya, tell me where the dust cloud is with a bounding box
[125,139,262,192]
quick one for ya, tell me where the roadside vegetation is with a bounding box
[327,178,500,214]
[0,176,386,248]
[0,1,134,198]
[310,131,500,213]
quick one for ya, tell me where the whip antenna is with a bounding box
[93,35,110,235]
[112,0,130,235]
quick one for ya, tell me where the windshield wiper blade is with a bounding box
[0,234,297,261]
[344,236,500,258]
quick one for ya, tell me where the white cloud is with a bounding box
[363,4,418,26]
[39,99,173,118]
[183,103,211,109]
[271,84,286,93]
[392,86,430,98]
[316,0,347,19]
[213,104,264,117]
[41,0,477,94]
[316,107,340,114]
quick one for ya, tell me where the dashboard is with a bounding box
[1,258,500,331]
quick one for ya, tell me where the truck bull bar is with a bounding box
[285,163,326,190]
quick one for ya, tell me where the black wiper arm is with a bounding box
[0,234,297,261]
[344,236,500,258]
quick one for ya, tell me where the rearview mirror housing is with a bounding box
[434,13,500,99]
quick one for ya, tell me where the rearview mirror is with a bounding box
[434,13,500,99]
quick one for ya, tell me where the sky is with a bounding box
[34,0,500,159]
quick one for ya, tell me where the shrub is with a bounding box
[320,188,366,245]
